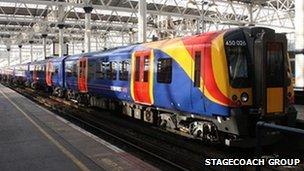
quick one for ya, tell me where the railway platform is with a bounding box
[0,84,158,171]
[295,105,304,121]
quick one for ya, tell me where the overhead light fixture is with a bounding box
[188,0,197,5]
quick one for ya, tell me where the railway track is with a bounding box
[6,85,304,171]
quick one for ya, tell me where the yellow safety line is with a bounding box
[0,87,90,171]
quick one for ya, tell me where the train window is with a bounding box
[157,58,172,84]
[95,60,105,79]
[107,61,117,80]
[119,60,129,81]
[194,51,201,87]
[103,61,109,79]
[65,62,72,77]
[143,56,149,82]
[266,42,284,87]
[88,61,95,80]
[135,57,140,81]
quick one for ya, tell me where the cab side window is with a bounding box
[157,58,172,84]
[194,51,201,87]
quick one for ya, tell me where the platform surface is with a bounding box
[294,105,304,121]
[0,84,158,171]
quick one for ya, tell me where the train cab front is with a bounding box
[222,27,297,147]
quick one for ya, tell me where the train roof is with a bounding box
[90,45,139,57]
[31,59,48,65]
[49,56,68,62]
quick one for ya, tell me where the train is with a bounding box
[0,27,297,147]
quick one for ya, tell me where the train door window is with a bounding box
[135,57,140,81]
[157,58,172,84]
[52,65,57,76]
[81,60,86,77]
[143,56,149,82]
[119,60,129,81]
[55,66,59,74]
[65,62,72,77]
[194,51,201,87]
[79,61,83,78]
[266,42,284,87]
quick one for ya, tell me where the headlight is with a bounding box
[241,92,249,102]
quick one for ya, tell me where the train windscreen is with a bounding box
[225,45,250,88]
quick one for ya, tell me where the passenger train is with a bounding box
[0,27,297,146]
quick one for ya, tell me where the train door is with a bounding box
[78,57,88,93]
[33,64,38,83]
[265,42,285,113]
[132,50,152,105]
[254,31,286,115]
[46,60,52,86]
[191,45,205,111]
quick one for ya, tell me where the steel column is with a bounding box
[42,34,47,59]
[82,41,84,53]
[201,0,205,33]
[129,31,134,44]
[95,36,99,51]
[105,36,107,49]
[6,46,10,67]
[84,6,93,53]
[295,0,304,89]
[72,40,75,55]
[138,0,147,43]
[248,3,254,26]
[58,24,65,57]
[18,45,22,64]
[121,32,124,46]
[29,40,33,62]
